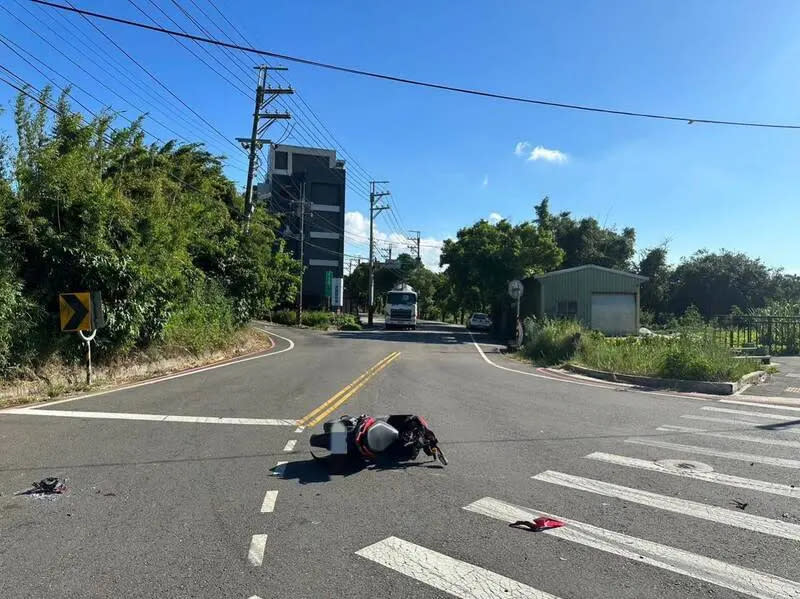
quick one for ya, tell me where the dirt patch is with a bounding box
[0,327,274,409]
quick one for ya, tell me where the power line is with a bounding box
[53,0,248,159]
[19,0,244,164]
[0,68,224,200]
[30,0,800,130]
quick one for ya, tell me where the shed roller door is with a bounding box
[591,293,636,335]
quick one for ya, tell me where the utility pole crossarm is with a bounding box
[239,65,294,227]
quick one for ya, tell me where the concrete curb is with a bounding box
[563,363,765,395]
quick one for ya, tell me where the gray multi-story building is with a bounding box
[266,144,346,309]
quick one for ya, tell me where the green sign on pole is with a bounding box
[324,271,332,297]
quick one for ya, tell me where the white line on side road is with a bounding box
[272,461,287,477]
[625,437,800,469]
[356,536,561,599]
[657,424,800,449]
[702,406,800,420]
[260,490,278,513]
[1,328,296,412]
[585,452,799,498]
[282,439,296,452]
[0,408,297,426]
[532,470,800,542]
[463,497,800,599]
[247,534,267,566]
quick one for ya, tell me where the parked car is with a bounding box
[467,313,492,331]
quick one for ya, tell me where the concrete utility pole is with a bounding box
[408,230,421,261]
[237,65,292,227]
[368,180,391,326]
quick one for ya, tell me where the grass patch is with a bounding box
[521,317,759,382]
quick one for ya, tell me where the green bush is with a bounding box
[522,317,583,365]
[301,311,332,328]
[270,309,297,326]
[162,279,235,354]
[339,322,362,331]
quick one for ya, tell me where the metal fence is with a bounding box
[709,315,800,355]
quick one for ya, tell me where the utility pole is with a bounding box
[237,65,292,226]
[368,180,391,326]
[293,182,310,325]
[408,230,421,261]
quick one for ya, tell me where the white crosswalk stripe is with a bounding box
[682,414,800,432]
[625,437,800,468]
[702,406,800,420]
[585,452,800,498]
[657,424,800,449]
[463,497,800,599]
[532,470,800,541]
[356,536,561,599]
[720,399,800,412]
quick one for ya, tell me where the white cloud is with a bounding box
[344,210,446,272]
[514,141,531,156]
[488,212,502,224]
[528,145,568,163]
[481,174,489,188]
[514,141,568,164]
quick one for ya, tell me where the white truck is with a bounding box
[384,284,418,330]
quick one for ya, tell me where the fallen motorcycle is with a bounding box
[309,414,447,466]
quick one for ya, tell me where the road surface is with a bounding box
[1,321,798,598]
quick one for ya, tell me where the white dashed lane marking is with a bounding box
[532,470,800,542]
[260,490,278,513]
[247,534,268,566]
[464,497,800,599]
[282,439,296,452]
[356,536,561,599]
[585,452,799,498]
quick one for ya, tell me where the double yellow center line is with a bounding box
[297,351,402,428]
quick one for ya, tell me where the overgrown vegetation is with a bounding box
[0,88,300,375]
[270,309,361,330]
[521,318,758,382]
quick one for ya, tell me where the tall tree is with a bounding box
[637,244,672,315]
[535,197,636,269]
[668,250,774,317]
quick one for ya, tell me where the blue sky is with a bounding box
[2,1,799,272]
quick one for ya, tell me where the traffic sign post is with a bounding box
[59,291,105,385]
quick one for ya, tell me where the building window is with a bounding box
[274,151,288,170]
[556,301,578,318]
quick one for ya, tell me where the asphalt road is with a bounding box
[1,321,799,598]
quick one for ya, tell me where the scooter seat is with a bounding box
[366,421,400,452]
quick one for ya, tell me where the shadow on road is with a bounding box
[276,456,444,484]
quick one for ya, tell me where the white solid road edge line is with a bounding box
[0,408,297,426]
[356,536,562,599]
[469,332,714,402]
[463,497,800,599]
[247,534,268,566]
[260,490,278,513]
[532,470,800,542]
[625,437,800,469]
[283,439,297,452]
[2,327,295,412]
[585,452,799,498]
